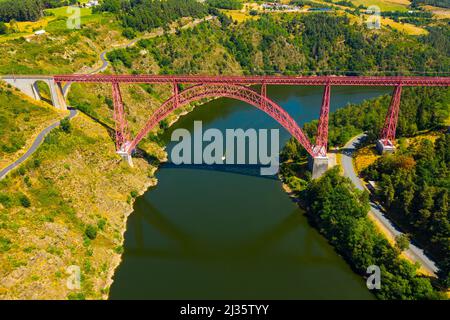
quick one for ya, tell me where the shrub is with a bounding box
[0,236,12,252]
[97,218,107,231]
[67,292,86,300]
[33,159,41,168]
[19,194,31,208]
[85,224,98,240]
[60,117,71,133]
[395,234,410,252]
[0,22,8,35]
[0,193,12,208]
[122,28,136,39]
[130,190,138,198]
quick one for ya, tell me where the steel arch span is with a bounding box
[126,83,317,156]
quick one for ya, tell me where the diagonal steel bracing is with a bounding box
[380,85,402,145]
[313,84,331,157]
[49,74,450,159]
[112,82,130,151]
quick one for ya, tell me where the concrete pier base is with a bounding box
[376,139,395,154]
[117,151,134,167]
[2,77,67,110]
[308,156,329,179]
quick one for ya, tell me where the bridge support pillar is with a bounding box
[309,156,329,179]
[2,77,67,110]
[376,139,395,154]
[49,80,67,110]
[117,150,134,167]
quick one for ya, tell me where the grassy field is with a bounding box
[221,9,258,22]
[350,0,410,11]
[353,145,380,174]
[0,82,64,171]
[2,5,98,42]
[423,5,450,19]
[0,113,158,299]
[0,8,124,74]
[380,17,428,35]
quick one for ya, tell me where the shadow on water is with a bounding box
[159,163,279,180]
[109,85,388,300]
[126,196,334,265]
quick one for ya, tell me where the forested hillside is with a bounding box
[302,168,442,299]
[363,135,450,287]
[105,14,450,76]
[94,0,208,31]
[411,0,450,9]
[281,85,449,289]
[0,0,74,22]
[300,87,450,147]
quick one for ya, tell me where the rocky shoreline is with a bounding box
[102,101,203,299]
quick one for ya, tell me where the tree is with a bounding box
[206,0,243,10]
[60,117,71,133]
[19,194,31,208]
[298,167,440,299]
[0,22,8,35]
[122,28,136,40]
[395,234,410,252]
[84,224,98,240]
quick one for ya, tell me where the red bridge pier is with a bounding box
[47,74,450,178]
[309,83,331,179]
[376,85,402,154]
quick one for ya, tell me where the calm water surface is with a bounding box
[110,85,390,299]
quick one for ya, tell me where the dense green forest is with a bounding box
[0,0,75,22]
[94,0,208,32]
[106,14,450,75]
[300,87,450,148]
[421,25,450,57]
[411,0,450,9]
[301,168,442,299]
[280,85,449,289]
[380,10,433,26]
[0,0,44,22]
[206,0,243,10]
[362,135,450,287]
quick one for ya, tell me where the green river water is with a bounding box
[110,85,390,299]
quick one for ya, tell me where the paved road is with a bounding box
[0,109,78,180]
[341,133,439,275]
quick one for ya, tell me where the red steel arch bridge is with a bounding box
[4,74,450,175]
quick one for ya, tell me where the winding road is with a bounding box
[0,109,78,180]
[62,16,214,96]
[341,133,439,276]
[2,16,215,179]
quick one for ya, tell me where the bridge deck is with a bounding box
[47,75,450,86]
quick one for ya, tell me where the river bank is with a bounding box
[108,86,390,300]
[103,96,205,299]
[280,164,443,299]
[103,175,157,299]
[277,132,444,299]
